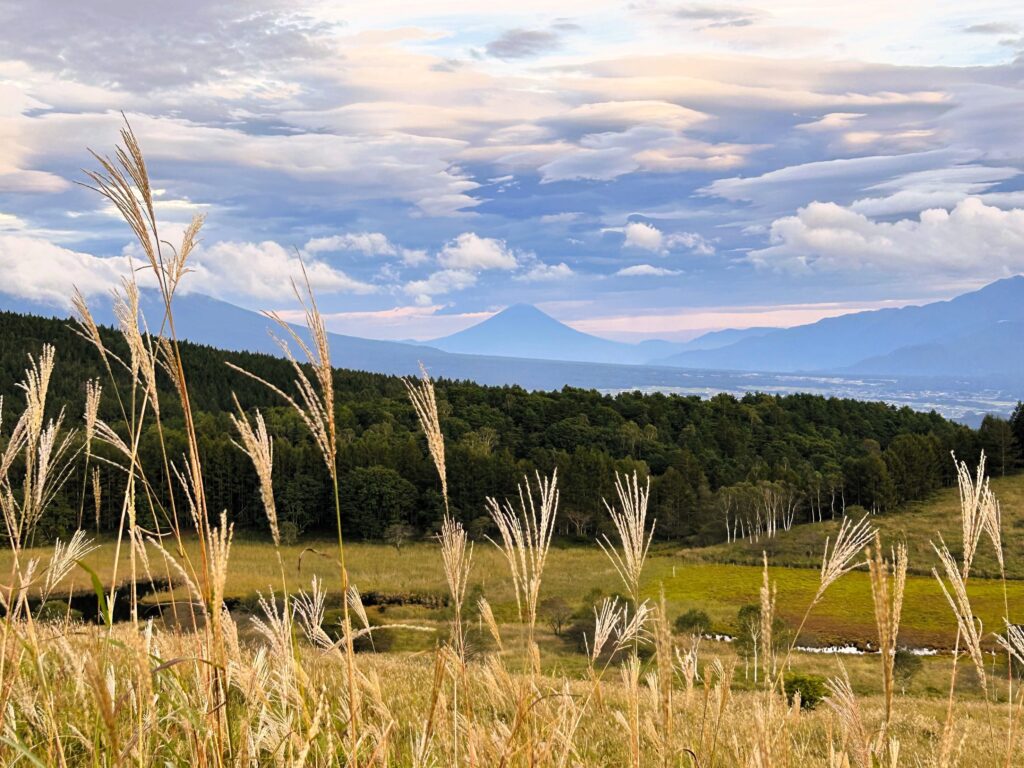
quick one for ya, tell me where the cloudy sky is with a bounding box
[2,1,1024,341]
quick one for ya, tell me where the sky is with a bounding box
[1,1,1024,341]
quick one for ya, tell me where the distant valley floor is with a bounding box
[598,369,1018,427]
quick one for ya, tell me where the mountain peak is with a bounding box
[425,303,629,363]
[492,303,557,322]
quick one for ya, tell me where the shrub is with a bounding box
[278,520,300,546]
[674,608,710,636]
[384,522,415,552]
[894,649,923,683]
[783,673,828,709]
[37,601,83,623]
[540,596,572,636]
[467,515,495,541]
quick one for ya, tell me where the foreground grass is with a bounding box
[0,619,1011,767]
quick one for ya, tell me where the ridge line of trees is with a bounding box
[1,310,1020,545]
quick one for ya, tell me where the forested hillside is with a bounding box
[1,310,1019,544]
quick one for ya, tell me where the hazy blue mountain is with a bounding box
[0,291,463,375]
[647,327,777,360]
[659,276,1024,375]
[847,320,1024,380]
[0,291,1017,422]
[0,292,777,385]
[424,303,773,364]
[425,303,648,363]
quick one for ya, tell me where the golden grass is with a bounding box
[2,122,1023,767]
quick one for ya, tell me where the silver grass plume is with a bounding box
[932,538,986,691]
[486,469,559,647]
[403,363,447,510]
[227,268,337,480]
[952,451,989,578]
[229,396,279,547]
[598,470,655,606]
[43,530,98,599]
[868,534,907,732]
[83,379,102,458]
[818,515,876,601]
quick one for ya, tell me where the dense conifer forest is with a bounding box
[1,310,1020,544]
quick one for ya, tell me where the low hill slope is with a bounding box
[682,473,1024,580]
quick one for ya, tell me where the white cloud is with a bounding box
[0,213,28,231]
[0,231,381,308]
[548,100,710,133]
[399,248,430,266]
[305,232,397,257]
[539,212,583,224]
[700,150,966,208]
[849,165,1020,217]
[623,221,714,255]
[538,125,750,182]
[516,261,574,281]
[750,197,1024,279]
[665,231,714,256]
[193,241,375,300]
[0,235,143,306]
[624,221,664,251]
[795,112,866,132]
[20,110,481,217]
[403,269,478,305]
[616,264,681,277]
[437,232,519,270]
[0,84,71,193]
[304,232,429,265]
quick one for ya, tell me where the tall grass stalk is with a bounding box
[486,470,559,660]
[598,470,654,610]
[226,268,361,754]
[403,366,473,658]
[867,534,907,743]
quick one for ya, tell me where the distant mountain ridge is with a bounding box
[2,274,1022,393]
[426,303,651,364]
[0,291,858,392]
[0,287,1018,423]
[425,303,769,364]
[659,276,1024,379]
[847,320,1024,379]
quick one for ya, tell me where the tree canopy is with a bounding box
[0,310,1011,545]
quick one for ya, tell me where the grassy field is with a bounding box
[15,494,1023,651]
[11,474,1023,650]
[8,529,1013,691]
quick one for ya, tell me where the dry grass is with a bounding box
[1,122,1023,767]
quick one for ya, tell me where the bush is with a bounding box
[783,673,828,710]
[540,596,572,636]
[894,649,923,683]
[384,522,415,552]
[278,520,300,546]
[674,609,710,636]
[37,600,83,623]
[467,515,494,541]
